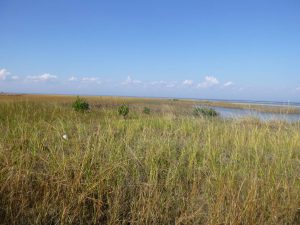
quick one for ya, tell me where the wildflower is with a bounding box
[62,134,68,140]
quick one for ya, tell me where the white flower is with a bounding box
[62,134,68,140]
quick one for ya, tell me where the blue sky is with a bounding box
[1,0,300,101]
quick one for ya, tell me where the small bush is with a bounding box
[118,104,129,118]
[72,96,90,112]
[143,107,150,115]
[193,107,218,117]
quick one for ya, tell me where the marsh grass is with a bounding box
[198,101,300,114]
[0,95,299,224]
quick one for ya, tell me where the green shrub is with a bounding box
[143,107,150,115]
[193,107,218,117]
[118,104,129,118]
[72,96,90,112]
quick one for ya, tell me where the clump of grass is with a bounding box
[143,107,150,114]
[193,106,218,117]
[118,104,129,118]
[72,96,89,112]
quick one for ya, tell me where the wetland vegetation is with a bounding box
[0,95,299,224]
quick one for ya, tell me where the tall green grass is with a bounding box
[0,98,299,224]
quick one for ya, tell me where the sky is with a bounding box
[0,0,300,101]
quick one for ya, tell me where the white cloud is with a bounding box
[68,76,78,81]
[197,76,219,88]
[150,80,177,88]
[81,77,101,84]
[121,76,142,85]
[223,81,234,87]
[182,80,193,85]
[10,75,19,80]
[0,68,10,80]
[296,86,300,91]
[26,73,58,82]
[150,80,167,86]
[166,83,176,88]
[82,77,98,82]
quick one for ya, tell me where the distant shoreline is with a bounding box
[200,99,300,108]
[197,101,300,115]
[1,92,300,114]
[1,92,299,105]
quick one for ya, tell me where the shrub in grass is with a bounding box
[143,107,150,115]
[193,107,218,117]
[72,96,90,112]
[118,104,129,118]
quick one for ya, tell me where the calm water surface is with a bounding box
[203,106,300,122]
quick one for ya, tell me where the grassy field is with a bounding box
[197,100,300,114]
[0,95,299,224]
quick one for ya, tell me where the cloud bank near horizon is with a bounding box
[0,68,235,89]
[0,68,299,101]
